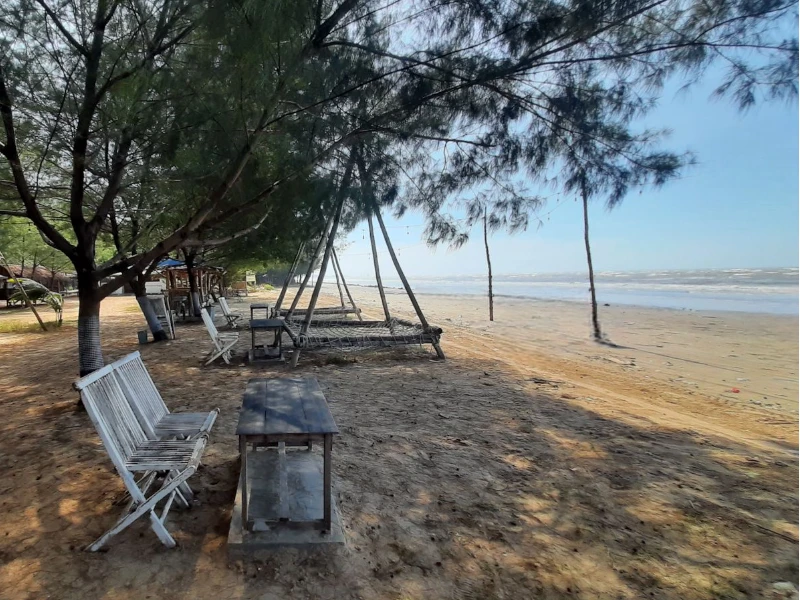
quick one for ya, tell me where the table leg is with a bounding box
[251,326,255,352]
[323,434,332,532]
[239,436,249,531]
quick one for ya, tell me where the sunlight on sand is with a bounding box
[0,293,795,599]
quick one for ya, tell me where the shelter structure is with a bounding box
[0,264,74,302]
[155,258,225,318]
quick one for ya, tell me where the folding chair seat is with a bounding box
[201,307,238,365]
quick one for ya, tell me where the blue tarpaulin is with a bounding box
[157,258,185,268]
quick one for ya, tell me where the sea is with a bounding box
[346,268,799,315]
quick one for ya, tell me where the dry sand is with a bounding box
[0,289,796,600]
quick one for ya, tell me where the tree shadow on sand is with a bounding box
[0,316,797,599]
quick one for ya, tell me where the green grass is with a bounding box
[0,318,75,334]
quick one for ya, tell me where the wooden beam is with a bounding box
[274,241,305,314]
[286,216,334,321]
[331,248,362,321]
[374,206,445,360]
[291,152,355,366]
[367,214,391,322]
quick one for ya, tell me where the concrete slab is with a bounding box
[227,448,345,559]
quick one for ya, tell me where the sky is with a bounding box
[335,67,799,282]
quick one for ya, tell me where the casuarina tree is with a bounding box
[1,0,795,374]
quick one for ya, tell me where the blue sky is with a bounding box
[336,68,799,281]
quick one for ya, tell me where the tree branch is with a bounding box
[33,0,89,56]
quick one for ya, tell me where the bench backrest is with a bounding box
[111,351,168,439]
[75,364,148,468]
[218,296,232,316]
[200,308,221,346]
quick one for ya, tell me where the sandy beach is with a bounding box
[344,284,799,415]
[0,289,796,599]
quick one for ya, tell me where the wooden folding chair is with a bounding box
[75,364,208,551]
[111,351,218,440]
[218,296,241,329]
[200,307,239,365]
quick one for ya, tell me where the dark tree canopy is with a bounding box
[0,0,795,372]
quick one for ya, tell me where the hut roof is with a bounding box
[0,264,71,282]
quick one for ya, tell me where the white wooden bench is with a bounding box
[201,307,239,365]
[74,365,209,550]
[111,351,218,440]
[218,296,241,329]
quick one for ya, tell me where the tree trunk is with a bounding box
[183,252,202,317]
[77,273,104,376]
[483,207,494,322]
[368,214,391,322]
[582,184,602,341]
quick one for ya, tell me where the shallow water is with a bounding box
[347,268,799,315]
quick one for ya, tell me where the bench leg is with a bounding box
[239,436,249,530]
[323,434,332,533]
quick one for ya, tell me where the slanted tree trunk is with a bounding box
[581,181,602,341]
[483,207,494,322]
[130,272,169,342]
[77,271,103,376]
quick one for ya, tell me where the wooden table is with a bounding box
[249,318,285,361]
[236,377,339,532]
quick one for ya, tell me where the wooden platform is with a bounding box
[227,448,345,558]
[235,377,340,534]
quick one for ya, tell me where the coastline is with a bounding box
[321,283,799,414]
[345,282,800,316]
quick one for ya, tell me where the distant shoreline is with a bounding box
[316,281,799,317]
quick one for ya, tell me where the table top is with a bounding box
[250,303,270,310]
[249,318,285,329]
[236,377,339,436]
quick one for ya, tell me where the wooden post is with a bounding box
[239,436,248,530]
[323,434,332,532]
[286,214,334,321]
[332,248,363,321]
[274,242,305,315]
[367,214,391,322]
[291,152,354,367]
[332,251,346,307]
[0,251,47,331]
[374,206,445,359]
